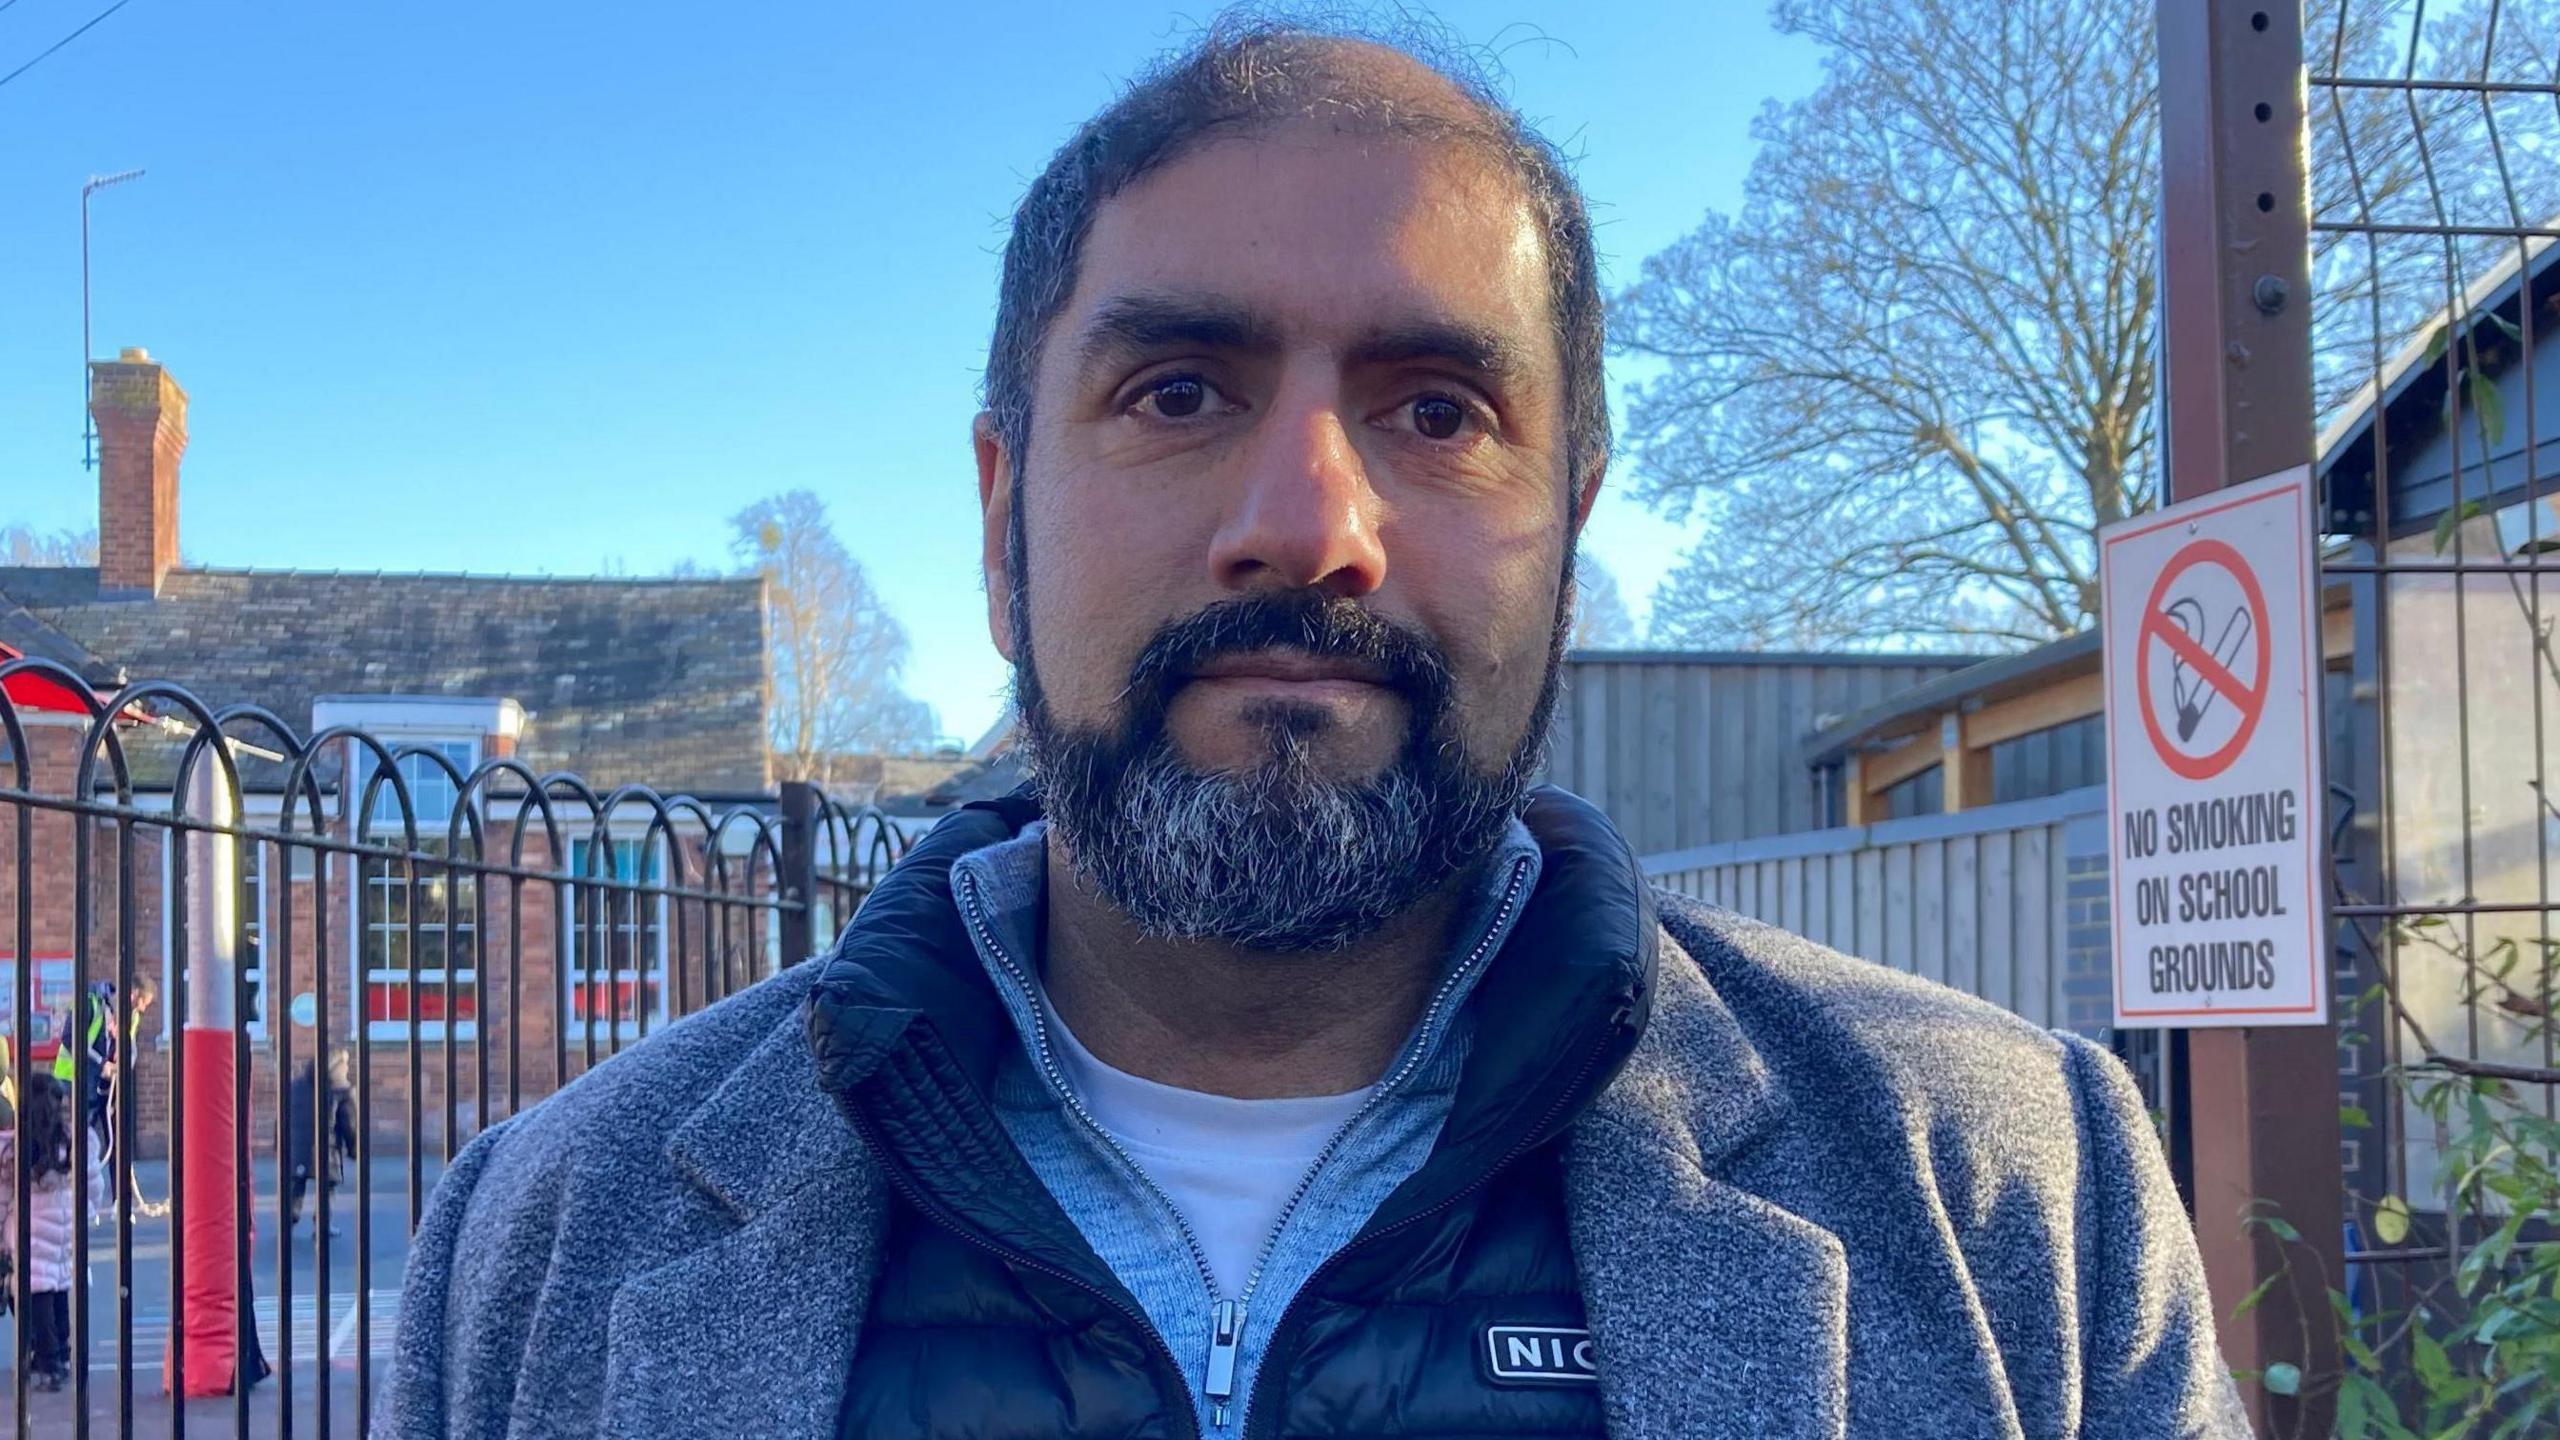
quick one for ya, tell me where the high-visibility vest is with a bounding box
[51,996,103,1083]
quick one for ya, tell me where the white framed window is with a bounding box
[238,840,273,1040]
[562,835,670,1041]
[353,739,481,1042]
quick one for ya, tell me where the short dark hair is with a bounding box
[983,15,1610,494]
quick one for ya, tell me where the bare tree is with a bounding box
[1617,0,2520,651]
[1650,541,1878,652]
[730,492,937,784]
[1570,556,1639,648]
[0,524,99,566]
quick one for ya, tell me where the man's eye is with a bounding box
[1407,394,1473,441]
[1130,375,1216,420]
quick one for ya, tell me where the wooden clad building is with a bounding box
[1538,651,1985,856]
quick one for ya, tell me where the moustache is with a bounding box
[1116,593,1455,736]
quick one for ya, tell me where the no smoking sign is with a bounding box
[2136,537,2272,782]
[2100,467,2327,1028]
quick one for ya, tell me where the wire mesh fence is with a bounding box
[2306,0,2560,1430]
[0,662,909,1437]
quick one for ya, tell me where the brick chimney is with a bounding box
[90,346,187,598]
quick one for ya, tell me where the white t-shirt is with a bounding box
[1040,994,1374,1299]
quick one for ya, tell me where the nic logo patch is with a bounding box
[1481,1325,1600,1386]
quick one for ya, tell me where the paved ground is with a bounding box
[1,1156,442,1438]
[6,1364,379,1438]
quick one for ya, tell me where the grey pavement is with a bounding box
[2,1156,447,1438]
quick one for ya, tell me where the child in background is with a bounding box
[2,1074,104,1391]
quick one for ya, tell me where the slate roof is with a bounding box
[0,566,770,796]
[0,593,116,682]
[904,747,1028,816]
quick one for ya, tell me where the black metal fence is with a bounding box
[0,662,909,1437]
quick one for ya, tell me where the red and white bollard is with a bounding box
[168,759,244,1396]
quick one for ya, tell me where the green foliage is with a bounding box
[2318,927,2560,1439]
[2235,1272,2287,1321]
[2470,372,2507,450]
[2373,1194,2409,1247]
[2434,499,2486,555]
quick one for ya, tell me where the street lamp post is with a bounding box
[81,168,145,469]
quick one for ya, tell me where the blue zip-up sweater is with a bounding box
[949,818,1543,1434]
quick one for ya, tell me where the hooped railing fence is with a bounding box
[0,659,910,1437]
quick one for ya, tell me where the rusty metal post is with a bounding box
[2157,1,2345,1433]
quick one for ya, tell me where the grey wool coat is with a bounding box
[381,898,2250,1440]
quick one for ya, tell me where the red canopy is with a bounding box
[0,641,114,717]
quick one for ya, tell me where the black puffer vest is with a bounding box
[806,787,1655,1440]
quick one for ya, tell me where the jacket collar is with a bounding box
[812,785,1631,1116]
[659,799,1022,1215]
[629,792,1837,1440]
[1355,786,1656,1229]
[1563,921,1845,1440]
[609,990,886,1437]
[604,807,1018,1439]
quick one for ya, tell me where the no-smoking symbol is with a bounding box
[2136,538,2273,781]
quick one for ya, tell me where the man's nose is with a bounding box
[1205,394,1388,597]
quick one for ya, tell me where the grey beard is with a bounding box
[1028,711,1527,954]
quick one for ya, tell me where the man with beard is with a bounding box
[388,20,2245,1440]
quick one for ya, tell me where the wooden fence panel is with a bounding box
[1914,841,1947,986]
[1854,847,1885,962]
[1946,835,1981,999]
[1981,832,2017,1014]
[1639,790,2101,1032]
[2013,825,2055,1026]
[1881,845,1915,974]
[1826,852,1855,951]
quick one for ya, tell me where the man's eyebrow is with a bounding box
[1073,294,1281,374]
[1345,319,1532,383]
[1069,297,1533,387]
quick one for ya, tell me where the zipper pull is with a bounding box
[1206,1299,1245,1427]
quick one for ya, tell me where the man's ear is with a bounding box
[1569,454,1608,536]
[976,412,1018,665]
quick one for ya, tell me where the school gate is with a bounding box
[0,670,905,1437]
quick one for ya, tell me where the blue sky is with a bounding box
[0,0,1823,747]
